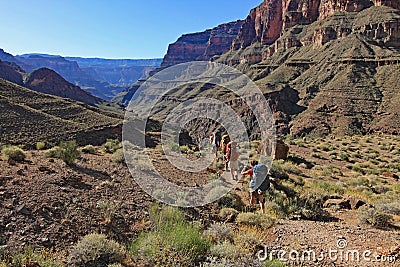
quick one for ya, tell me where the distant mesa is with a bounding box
[0,49,162,100]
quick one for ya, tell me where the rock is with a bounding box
[63,175,83,186]
[17,205,31,215]
[323,198,351,209]
[274,139,289,160]
[348,197,367,209]
[161,20,244,68]
[349,197,367,210]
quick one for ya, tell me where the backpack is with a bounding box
[249,164,270,192]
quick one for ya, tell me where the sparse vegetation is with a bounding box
[45,141,80,165]
[102,139,121,153]
[236,213,275,228]
[357,206,393,229]
[1,146,26,162]
[81,145,96,154]
[68,233,126,267]
[131,204,210,265]
[36,141,46,150]
[111,148,125,164]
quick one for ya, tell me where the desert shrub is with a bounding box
[60,141,80,165]
[180,145,191,154]
[45,141,80,165]
[131,205,209,265]
[218,208,239,221]
[311,180,345,195]
[102,139,121,153]
[68,233,125,267]
[209,241,238,259]
[235,213,275,228]
[3,247,64,267]
[45,146,63,158]
[268,187,329,220]
[357,206,392,229]
[1,146,26,162]
[81,145,96,154]
[96,200,117,224]
[204,223,233,244]
[36,141,46,150]
[270,161,289,180]
[111,149,125,164]
[216,191,245,210]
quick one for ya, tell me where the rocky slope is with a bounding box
[161,20,244,68]
[25,68,102,106]
[0,79,121,147]
[0,60,24,85]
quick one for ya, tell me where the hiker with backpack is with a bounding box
[242,161,270,214]
[220,134,231,170]
[226,141,240,180]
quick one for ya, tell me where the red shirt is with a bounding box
[243,169,253,176]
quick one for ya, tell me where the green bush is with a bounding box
[357,206,392,229]
[218,208,239,221]
[131,205,209,265]
[111,149,125,164]
[36,141,46,150]
[180,145,191,154]
[60,141,80,165]
[81,145,96,154]
[45,146,63,158]
[102,139,121,153]
[68,233,126,267]
[1,146,26,162]
[45,141,80,165]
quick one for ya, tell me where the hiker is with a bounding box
[210,131,222,159]
[210,133,216,157]
[220,134,231,170]
[242,161,270,214]
[226,141,240,180]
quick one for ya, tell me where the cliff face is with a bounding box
[161,20,243,68]
[25,68,102,106]
[232,0,399,50]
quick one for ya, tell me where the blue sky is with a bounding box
[0,0,262,59]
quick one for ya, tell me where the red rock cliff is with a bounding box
[233,0,399,50]
[161,20,243,68]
